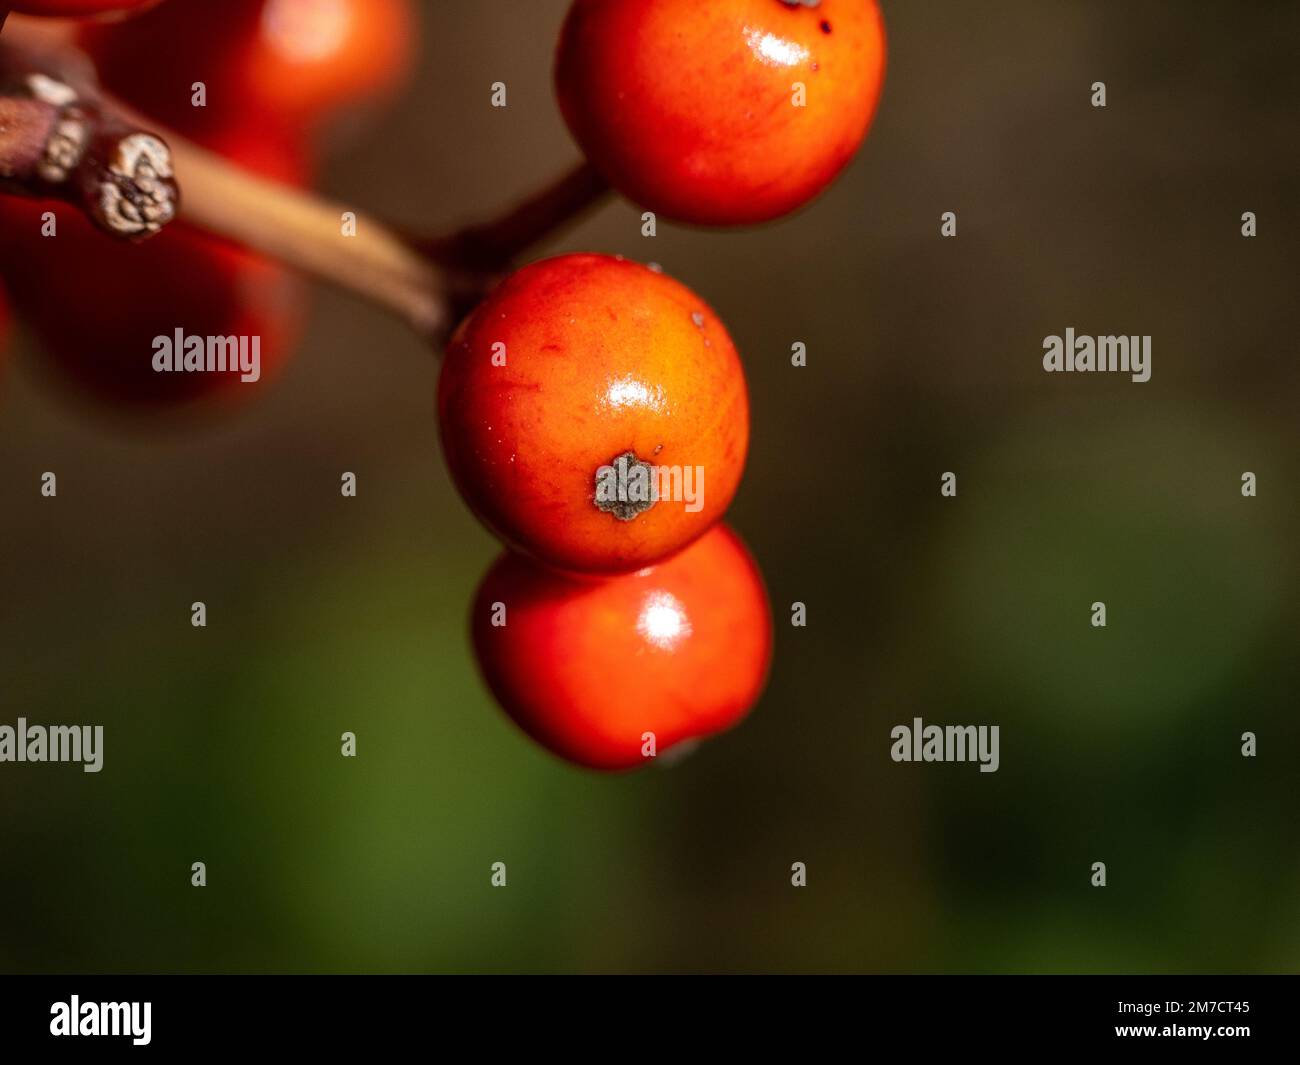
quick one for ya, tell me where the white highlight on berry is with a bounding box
[638,591,692,650]
[604,375,665,413]
[745,30,810,69]
[262,0,351,63]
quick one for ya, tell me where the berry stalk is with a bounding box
[0,26,610,341]
[0,40,178,239]
[161,127,448,338]
[425,161,608,272]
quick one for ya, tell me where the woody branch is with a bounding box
[0,30,609,340]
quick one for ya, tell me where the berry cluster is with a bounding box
[445,251,770,770]
[0,0,887,771]
[451,0,885,769]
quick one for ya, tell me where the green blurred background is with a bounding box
[1,0,1296,973]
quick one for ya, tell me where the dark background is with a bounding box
[0,1,1296,973]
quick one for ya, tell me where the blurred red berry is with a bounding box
[0,129,307,407]
[556,0,887,225]
[79,0,416,139]
[473,524,772,771]
[9,0,162,16]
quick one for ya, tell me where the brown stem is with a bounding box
[166,131,448,338]
[427,162,610,272]
[0,93,56,176]
[0,43,177,239]
[0,28,612,341]
[111,108,607,340]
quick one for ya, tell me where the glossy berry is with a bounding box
[9,0,161,16]
[440,253,749,575]
[0,129,306,407]
[473,523,772,770]
[556,0,887,226]
[80,0,415,139]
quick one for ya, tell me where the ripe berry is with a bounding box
[439,253,749,574]
[473,524,772,771]
[0,129,306,407]
[556,0,887,226]
[9,0,161,16]
[79,0,415,139]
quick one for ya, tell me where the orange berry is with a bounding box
[556,0,887,225]
[473,524,772,770]
[439,253,749,574]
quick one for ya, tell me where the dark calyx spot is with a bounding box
[593,450,658,522]
[820,20,832,34]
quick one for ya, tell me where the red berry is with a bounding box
[556,0,887,226]
[79,0,415,139]
[439,253,749,575]
[0,129,307,407]
[473,524,772,770]
[9,0,161,16]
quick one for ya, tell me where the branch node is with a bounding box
[0,44,178,241]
